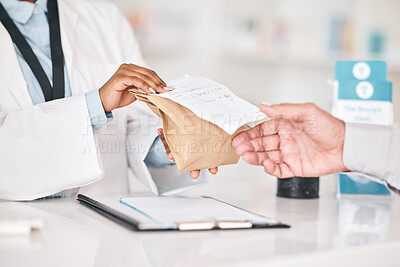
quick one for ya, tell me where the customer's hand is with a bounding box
[232,103,349,178]
[99,64,171,112]
[157,128,218,180]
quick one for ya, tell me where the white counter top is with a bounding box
[0,163,399,267]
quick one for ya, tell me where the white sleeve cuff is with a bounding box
[343,122,400,191]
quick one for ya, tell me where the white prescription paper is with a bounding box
[120,196,274,226]
[157,76,267,135]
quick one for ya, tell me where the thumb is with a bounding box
[259,102,313,122]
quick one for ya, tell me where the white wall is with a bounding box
[108,0,400,192]
[108,0,400,119]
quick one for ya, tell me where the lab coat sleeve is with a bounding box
[0,95,103,200]
[343,122,400,192]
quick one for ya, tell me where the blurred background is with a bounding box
[111,0,400,197]
[110,0,400,120]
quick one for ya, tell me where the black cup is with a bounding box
[277,177,319,199]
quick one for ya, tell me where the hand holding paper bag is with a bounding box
[129,76,268,173]
[157,128,219,180]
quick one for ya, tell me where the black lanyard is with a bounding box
[0,0,65,101]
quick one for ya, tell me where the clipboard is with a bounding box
[77,194,290,231]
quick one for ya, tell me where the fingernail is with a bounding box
[164,86,174,91]
[192,178,198,182]
[149,88,156,94]
[261,102,271,106]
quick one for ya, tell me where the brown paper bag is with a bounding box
[129,89,251,173]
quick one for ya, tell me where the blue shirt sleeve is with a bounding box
[144,136,176,169]
[85,89,113,131]
[85,89,171,168]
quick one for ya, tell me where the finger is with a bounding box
[208,167,218,175]
[278,163,295,178]
[263,159,279,177]
[263,159,294,178]
[153,72,167,87]
[265,150,282,163]
[126,64,167,90]
[190,170,200,180]
[167,152,174,161]
[242,151,268,166]
[242,150,282,165]
[235,134,280,155]
[125,70,167,94]
[259,102,318,122]
[149,70,167,88]
[122,75,153,94]
[141,67,167,88]
[157,128,172,156]
[142,67,167,87]
[121,64,166,92]
[118,90,137,108]
[232,120,278,148]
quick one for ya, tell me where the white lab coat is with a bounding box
[0,0,207,200]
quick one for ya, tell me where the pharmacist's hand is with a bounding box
[157,128,218,180]
[99,64,172,112]
[232,103,349,178]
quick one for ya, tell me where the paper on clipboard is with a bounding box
[120,196,277,227]
[77,194,290,231]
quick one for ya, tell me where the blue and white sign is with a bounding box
[352,62,371,80]
[335,60,387,81]
[333,61,393,125]
[333,60,392,195]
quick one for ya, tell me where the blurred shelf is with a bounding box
[221,53,333,69]
[113,0,400,77]
[389,66,400,75]
[220,53,400,74]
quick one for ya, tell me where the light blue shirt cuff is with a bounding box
[144,136,176,169]
[85,89,113,131]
